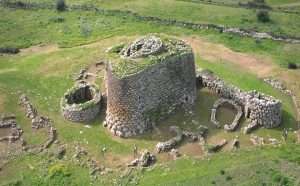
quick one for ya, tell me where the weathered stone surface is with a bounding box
[61,83,101,122]
[231,137,240,150]
[0,114,23,143]
[210,98,243,131]
[243,121,260,134]
[121,36,163,58]
[207,139,228,153]
[197,70,282,129]
[128,150,156,167]
[250,135,264,146]
[169,148,181,159]
[106,36,197,137]
[156,126,183,153]
[19,94,56,151]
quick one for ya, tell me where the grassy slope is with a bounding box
[0,4,299,186]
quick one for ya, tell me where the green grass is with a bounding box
[10,0,300,38]
[0,2,300,186]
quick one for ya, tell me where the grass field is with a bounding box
[0,1,300,185]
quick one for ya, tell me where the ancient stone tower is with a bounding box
[105,35,197,137]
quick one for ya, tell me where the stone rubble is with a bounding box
[156,126,206,153]
[128,150,156,167]
[231,137,240,150]
[243,121,260,134]
[207,139,228,153]
[19,94,56,151]
[263,78,291,95]
[121,35,163,59]
[156,126,183,153]
[19,94,51,129]
[0,114,23,143]
[72,145,104,177]
[250,135,265,146]
[169,148,181,159]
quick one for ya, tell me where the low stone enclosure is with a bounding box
[105,35,197,137]
[61,83,102,122]
[197,70,282,132]
[211,98,243,131]
[0,114,23,143]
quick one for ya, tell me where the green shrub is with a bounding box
[56,0,66,12]
[288,62,298,69]
[48,163,71,178]
[0,47,20,54]
[256,10,270,23]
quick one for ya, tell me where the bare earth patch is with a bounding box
[184,36,275,78]
[20,44,59,55]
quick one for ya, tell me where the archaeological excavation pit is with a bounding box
[61,83,102,122]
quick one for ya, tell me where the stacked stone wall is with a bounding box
[105,53,197,137]
[61,83,102,122]
[197,70,281,128]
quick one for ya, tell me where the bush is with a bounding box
[256,10,270,22]
[56,0,66,12]
[0,47,20,54]
[288,62,298,69]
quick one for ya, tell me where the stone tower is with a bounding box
[105,35,197,137]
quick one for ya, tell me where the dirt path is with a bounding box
[184,36,275,78]
[20,44,59,55]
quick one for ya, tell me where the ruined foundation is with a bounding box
[197,70,282,129]
[61,83,102,122]
[105,35,197,137]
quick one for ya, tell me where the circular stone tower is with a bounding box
[105,35,197,137]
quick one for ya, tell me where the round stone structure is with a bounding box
[105,35,197,137]
[61,83,101,122]
[245,91,282,128]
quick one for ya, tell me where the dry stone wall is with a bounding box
[197,70,282,129]
[105,37,197,137]
[61,83,102,122]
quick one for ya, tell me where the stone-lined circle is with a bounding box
[211,98,243,131]
[61,83,101,122]
[121,35,163,58]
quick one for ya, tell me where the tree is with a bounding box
[56,0,66,12]
[256,10,270,23]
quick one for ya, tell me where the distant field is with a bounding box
[8,0,300,38]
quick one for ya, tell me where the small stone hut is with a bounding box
[105,35,197,137]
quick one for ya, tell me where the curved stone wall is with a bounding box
[61,83,102,122]
[197,70,282,128]
[211,98,243,131]
[105,37,197,137]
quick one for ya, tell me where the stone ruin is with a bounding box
[127,150,156,167]
[211,98,243,131]
[0,114,23,143]
[197,70,282,132]
[121,35,163,59]
[61,83,102,122]
[19,94,56,152]
[105,35,197,137]
[156,125,207,153]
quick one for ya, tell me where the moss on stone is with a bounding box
[107,35,192,78]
